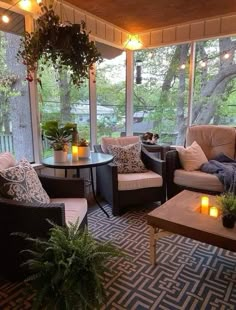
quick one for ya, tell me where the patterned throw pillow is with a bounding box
[0,159,50,203]
[107,142,147,174]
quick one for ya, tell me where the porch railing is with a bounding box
[0,134,14,153]
[0,134,50,153]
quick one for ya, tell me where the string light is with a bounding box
[1,15,10,23]
[223,52,230,59]
[180,64,186,69]
[199,60,206,68]
[0,0,42,25]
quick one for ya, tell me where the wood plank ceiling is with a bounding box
[66,0,236,33]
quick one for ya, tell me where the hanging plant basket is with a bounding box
[17,4,102,87]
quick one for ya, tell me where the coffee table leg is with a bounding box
[150,225,157,265]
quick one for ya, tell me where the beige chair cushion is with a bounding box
[176,141,208,171]
[118,170,162,191]
[186,125,236,160]
[101,136,140,153]
[51,198,87,226]
[174,169,223,192]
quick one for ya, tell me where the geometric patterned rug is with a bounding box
[0,204,236,309]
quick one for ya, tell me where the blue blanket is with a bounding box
[200,153,236,194]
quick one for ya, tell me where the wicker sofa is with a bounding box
[166,125,236,199]
[0,175,87,280]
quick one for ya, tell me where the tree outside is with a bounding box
[134,37,236,145]
[0,31,34,161]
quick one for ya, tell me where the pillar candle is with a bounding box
[201,196,209,215]
[72,145,78,162]
[209,206,219,218]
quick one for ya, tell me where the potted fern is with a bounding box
[19,219,123,309]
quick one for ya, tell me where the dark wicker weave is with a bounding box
[0,175,87,281]
[94,145,166,216]
[166,150,221,199]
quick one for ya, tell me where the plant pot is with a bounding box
[78,146,90,158]
[54,150,68,163]
[222,213,235,228]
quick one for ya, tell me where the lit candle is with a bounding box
[201,196,209,215]
[209,206,219,218]
[72,145,78,162]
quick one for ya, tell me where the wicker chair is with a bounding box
[94,143,166,216]
[166,125,236,199]
[0,175,87,281]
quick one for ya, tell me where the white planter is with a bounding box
[54,150,68,163]
[78,146,90,158]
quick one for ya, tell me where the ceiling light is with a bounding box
[124,34,143,50]
[19,0,32,10]
[2,15,10,23]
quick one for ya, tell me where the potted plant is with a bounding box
[18,219,123,309]
[217,192,236,228]
[78,138,90,158]
[17,4,102,87]
[42,120,76,162]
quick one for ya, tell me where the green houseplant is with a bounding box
[42,120,76,151]
[217,192,236,228]
[18,219,123,310]
[17,4,102,87]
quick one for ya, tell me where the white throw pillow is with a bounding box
[176,141,208,171]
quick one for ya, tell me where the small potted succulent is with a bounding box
[42,120,76,162]
[78,138,90,158]
[217,192,236,228]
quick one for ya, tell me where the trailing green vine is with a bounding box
[17,4,102,87]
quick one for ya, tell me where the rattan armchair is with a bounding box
[94,144,166,216]
[0,175,87,281]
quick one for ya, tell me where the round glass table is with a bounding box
[42,152,113,217]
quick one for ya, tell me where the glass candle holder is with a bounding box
[72,145,78,162]
[201,196,209,215]
[209,206,219,218]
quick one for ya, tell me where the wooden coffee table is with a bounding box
[147,190,236,265]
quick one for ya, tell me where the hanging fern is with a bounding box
[17,4,102,87]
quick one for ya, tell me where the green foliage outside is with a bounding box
[2,31,236,154]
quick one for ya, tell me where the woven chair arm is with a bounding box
[94,144,104,153]
[166,150,181,173]
[0,198,66,237]
[39,175,85,198]
[141,147,165,176]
